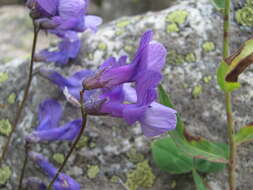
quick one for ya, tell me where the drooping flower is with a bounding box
[83,30,164,93]
[40,30,177,136]
[25,99,82,143]
[26,0,102,65]
[28,152,80,190]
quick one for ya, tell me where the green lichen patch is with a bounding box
[236,7,253,26]
[166,23,179,33]
[126,148,144,163]
[185,53,196,63]
[247,0,253,8]
[0,166,11,185]
[171,180,177,188]
[167,50,185,65]
[203,76,212,83]
[0,72,8,83]
[110,175,120,183]
[87,165,100,179]
[116,20,131,28]
[125,160,155,190]
[52,153,65,165]
[98,42,107,50]
[166,10,189,25]
[116,30,124,36]
[76,136,89,149]
[202,42,215,52]
[0,119,12,136]
[7,93,16,104]
[192,85,202,98]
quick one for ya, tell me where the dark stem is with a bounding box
[46,89,87,190]
[0,22,40,164]
[17,142,30,190]
[223,0,236,189]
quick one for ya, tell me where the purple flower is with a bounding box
[28,152,80,190]
[28,0,102,65]
[26,0,102,32]
[83,30,164,91]
[26,99,82,143]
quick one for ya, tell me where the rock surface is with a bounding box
[1,0,253,190]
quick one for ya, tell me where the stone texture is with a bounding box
[1,0,253,190]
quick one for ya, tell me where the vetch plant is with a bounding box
[2,0,253,189]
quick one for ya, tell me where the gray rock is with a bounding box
[1,0,253,190]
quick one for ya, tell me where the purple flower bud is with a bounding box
[25,177,46,190]
[28,152,81,190]
[26,99,82,143]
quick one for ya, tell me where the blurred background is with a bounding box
[0,0,175,62]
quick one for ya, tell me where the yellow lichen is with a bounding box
[0,119,12,136]
[202,42,215,52]
[125,160,155,190]
[0,166,11,185]
[52,153,65,165]
[7,93,16,104]
[166,23,179,33]
[127,148,144,163]
[166,10,189,25]
[0,72,8,83]
[192,85,202,98]
[87,165,100,179]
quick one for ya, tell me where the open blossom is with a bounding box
[26,0,102,65]
[83,30,163,92]
[40,30,177,136]
[28,152,80,190]
[25,99,82,143]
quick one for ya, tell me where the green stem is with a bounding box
[0,22,40,165]
[223,0,236,190]
[46,89,87,190]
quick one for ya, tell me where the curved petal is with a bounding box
[140,102,177,136]
[28,152,81,190]
[85,15,103,32]
[36,0,59,15]
[37,99,62,131]
[28,120,82,142]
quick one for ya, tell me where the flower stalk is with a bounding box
[17,142,31,190]
[46,89,88,190]
[223,0,237,189]
[0,21,40,165]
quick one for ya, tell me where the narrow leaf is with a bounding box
[152,137,193,174]
[217,61,240,92]
[225,38,253,82]
[192,169,207,190]
[234,124,253,145]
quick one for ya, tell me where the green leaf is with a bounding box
[152,137,193,174]
[216,61,240,92]
[192,140,228,173]
[192,169,207,190]
[169,131,228,163]
[225,38,253,82]
[211,0,224,9]
[234,124,253,145]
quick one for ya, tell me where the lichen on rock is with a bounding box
[87,165,100,179]
[52,153,65,165]
[166,10,188,25]
[202,41,215,52]
[125,160,155,190]
[7,93,16,104]
[0,166,11,185]
[0,119,12,136]
[236,7,253,26]
[0,72,8,83]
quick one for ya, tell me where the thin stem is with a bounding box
[17,142,30,190]
[46,89,87,190]
[0,22,40,164]
[223,0,237,190]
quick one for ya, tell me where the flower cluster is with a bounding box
[26,152,80,190]
[40,30,177,137]
[26,0,102,65]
